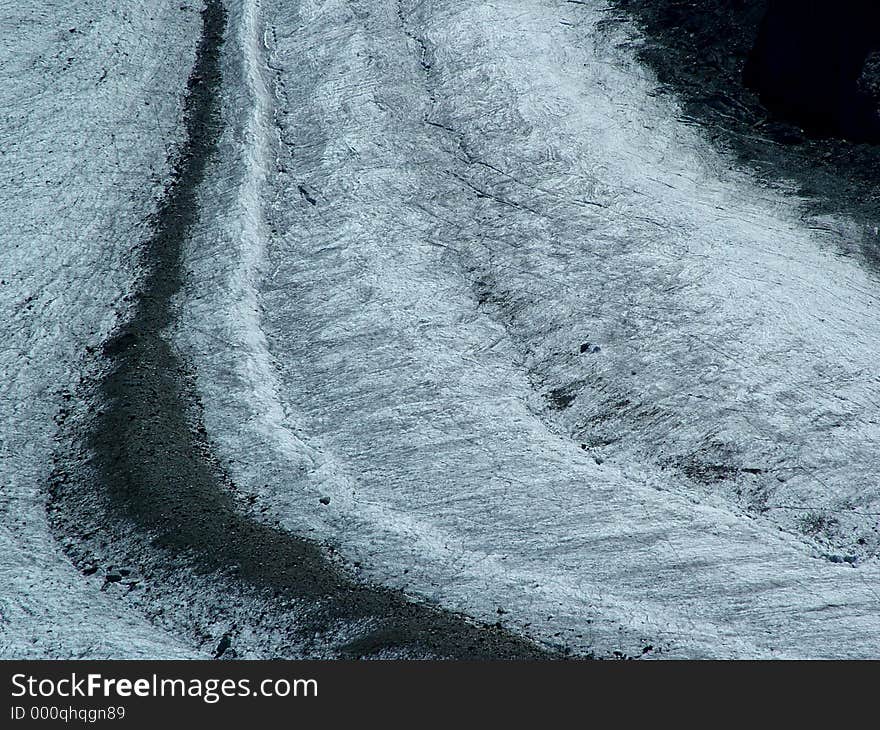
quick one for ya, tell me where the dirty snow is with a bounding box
[5,0,880,658]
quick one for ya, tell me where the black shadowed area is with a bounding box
[743,0,880,143]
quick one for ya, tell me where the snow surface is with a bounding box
[0,0,202,657]
[178,0,880,658]
[5,0,880,658]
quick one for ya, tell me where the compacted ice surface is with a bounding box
[5,0,880,658]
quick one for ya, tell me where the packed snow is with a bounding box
[4,0,880,658]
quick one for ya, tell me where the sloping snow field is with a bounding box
[4,0,880,658]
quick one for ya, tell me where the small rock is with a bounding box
[319,496,331,505]
[214,634,231,659]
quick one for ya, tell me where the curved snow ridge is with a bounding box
[176,0,880,657]
[176,0,511,626]
[176,0,344,519]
